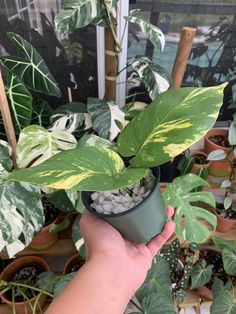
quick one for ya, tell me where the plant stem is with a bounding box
[7,281,54,298]
[122,187,132,196]
[130,299,143,312]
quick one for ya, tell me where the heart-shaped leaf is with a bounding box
[118,84,225,168]
[210,290,236,314]
[164,174,217,243]
[1,33,61,97]
[16,125,77,168]
[54,272,76,296]
[191,259,213,289]
[140,293,177,314]
[208,149,227,161]
[31,97,53,128]
[7,146,148,191]
[212,237,236,252]
[222,248,236,276]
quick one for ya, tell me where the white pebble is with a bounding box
[91,192,98,201]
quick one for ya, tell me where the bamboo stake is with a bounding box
[171,27,196,89]
[67,87,72,102]
[0,70,17,167]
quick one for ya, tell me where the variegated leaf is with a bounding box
[87,98,126,141]
[0,163,44,258]
[31,97,53,127]
[163,174,217,243]
[6,72,32,134]
[128,57,171,100]
[0,140,13,171]
[0,33,61,97]
[16,125,77,168]
[118,84,225,168]
[126,9,165,52]
[50,112,84,133]
[77,134,117,151]
[7,146,148,191]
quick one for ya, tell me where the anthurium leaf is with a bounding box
[210,290,236,314]
[0,33,61,97]
[126,9,165,52]
[191,259,213,289]
[54,272,76,296]
[87,98,126,141]
[128,57,171,100]
[140,293,177,314]
[163,174,217,243]
[0,163,44,258]
[212,237,236,252]
[38,272,59,294]
[118,84,225,168]
[222,248,236,276]
[7,147,148,191]
[16,125,77,168]
[6,72,32,134]
[208,149,227,161]
[77,134,117,152]
[55,0,103,37]
[31,97,52,127]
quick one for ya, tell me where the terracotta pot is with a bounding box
[63,253,85,275]
[214,208,236,233]
[195,285,213,300]
[30,214,61,250]
[204,128,231,177]
[0,256,50,314]
[190,150,211,174]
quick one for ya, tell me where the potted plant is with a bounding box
[5,84,225,243]
[63,253,85,275]
[0,256,51,314]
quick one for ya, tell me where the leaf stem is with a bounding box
[7,281,54,298]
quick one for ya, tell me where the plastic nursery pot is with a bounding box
[82,168,167,243]
[190,150,211,174]
[63,253,85,275]
[204,128,231,177]
[0,256,50,314]
[29,214,61,250]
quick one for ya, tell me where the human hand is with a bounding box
[80,206,175,297]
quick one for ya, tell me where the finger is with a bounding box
[166,205,175,219]
[146,220,175,256]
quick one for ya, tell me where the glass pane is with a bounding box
[20,0,27,8]
[6,0,18,17]
[0,0,8,17]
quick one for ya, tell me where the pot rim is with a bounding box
[82,167,161,219]
[213,207,236,222]
[191,150,211,166]
[0,256,50,305]
[63,253,85,275]
[205,128,230,151]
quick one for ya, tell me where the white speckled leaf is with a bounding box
[17,125,77,168]
[118,84,225,168]
[8,146,148,191]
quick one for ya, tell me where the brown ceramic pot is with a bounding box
[195,285,213,300]
[204,128,231,177]
[190,150,211,174]
[63,253,85,275]
[214,209,236,233]
[0,256,50,314]
[30,214,61,250]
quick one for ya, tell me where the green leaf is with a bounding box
[222,248,236,276]
[48,190,76,212]
[54,102,87,114]
[31,97,53,127]
[221,179,232,188]
[54,272,76,296]
[191,260,213,289]
[140,293,177,314]
[212,237,236,252]
[7,146,148,191]
[1,33,61,97]
[210,290,236,314]
[16,125,77,168]
[164,174,217,243]
[126,10,165,52]
[229,122,236,145]
[224,197,232,210]
[208,149,227,161]
[6,72,32,134]
[212,278,225,299]
[72,216,83,249]
[38,272,59,294]
[128,57,171,100]
[49,217,71,233]
[118,84,225,168]
[77,134,117,152]
[55,0,103,37]
[0,163,44,258]
[87,98,126,141]
[0,140,13,171]
[162,239,181,275]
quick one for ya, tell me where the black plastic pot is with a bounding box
[82,168,167,243]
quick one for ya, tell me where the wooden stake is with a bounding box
[0,70,17,167]
[67,87,72,102]
[171,27,196,89]
[105,27,118,101]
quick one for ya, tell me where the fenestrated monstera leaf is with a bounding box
[0,148,44,258]
[190,259,213,289]
[126,10,165,52]
[0,33,61,97]
[87,98,126,141]
[163,174,217,244]
[16,125,77,168]
[6,72,32,134]
[128,57,171,100]
[118,84,225,168]
[7,146,148,191]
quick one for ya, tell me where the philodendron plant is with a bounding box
[6,84,225,244]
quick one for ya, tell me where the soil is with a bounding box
[42,196,59,227]
[209,135,230,148]
[194,154,208,165]
[6,265,43,302]
[216,202,236,220]
[201,250,236,288]
[67,259,85,274]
